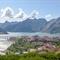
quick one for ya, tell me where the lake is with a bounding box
[2,32,60,37]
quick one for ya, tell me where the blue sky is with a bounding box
[0,0,60,22]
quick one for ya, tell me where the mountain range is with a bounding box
[42,17,60,33]
[0,17,60,33]
[0,27,7,34]
[0,18,47,32]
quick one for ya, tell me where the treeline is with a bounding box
[0,52,60,60]
[7,37,60,53]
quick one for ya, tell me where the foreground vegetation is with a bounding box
[0,52,60,60]
[7,36,60,53]
[2,36,60,60]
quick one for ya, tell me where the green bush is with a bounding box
[0,52,60,60]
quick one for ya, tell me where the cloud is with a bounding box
[14,8,27,20]
[1,7,14,18]
[0,7,39,20]
[0,7,40,22]
[28,10,39,19]
[45,14,52,21]
[45,14,51,18]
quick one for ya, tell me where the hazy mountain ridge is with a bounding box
[0,27,7,34]
[0,17,60,33]
[42,17,60,33]
[0,18,47,32]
